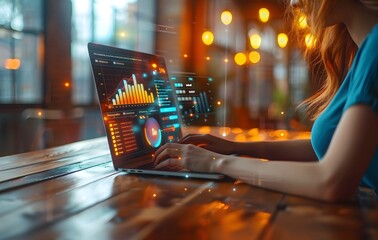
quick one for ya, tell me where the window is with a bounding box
[0,0,44,104]
[71,0,156,104]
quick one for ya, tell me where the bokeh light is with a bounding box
[259,8,270,23]
[249,51,261,64]
[277,33,288,48]
[221,10,232,25]
[305,33,317,48]
[249,33,262,49]
[5,58,21,70]
[298,13,308,29]
[202,31,214,45]
[234,52,247,65]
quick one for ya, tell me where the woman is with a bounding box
[153,0,378,202]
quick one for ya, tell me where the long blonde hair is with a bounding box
[290,0,358,120]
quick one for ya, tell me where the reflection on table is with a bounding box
[0,127,376,240]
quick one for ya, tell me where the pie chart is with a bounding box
[144,118,162,147]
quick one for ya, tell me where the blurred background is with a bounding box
[0,0,318,157]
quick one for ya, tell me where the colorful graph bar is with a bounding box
[193,92,210,114]
[112,74,155,105]
[160,107,177,113]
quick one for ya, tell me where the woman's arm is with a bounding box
[180,135,318,162]
[214,105,378,202]
[154,105,378,202]
[233,139,318,162]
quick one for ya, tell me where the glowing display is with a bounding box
[89,43,182,164]
[112,74,154,106]
[172,75,216,126]
[144,118,162,147]
[109,120,138,156]
[192,92,211,114]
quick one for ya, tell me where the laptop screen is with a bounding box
[88,43,182,168]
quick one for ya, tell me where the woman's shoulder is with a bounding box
[353,24,378,75]
[360,23,378,55]
[345,24,378,111]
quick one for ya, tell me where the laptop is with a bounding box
[88,42,225,180]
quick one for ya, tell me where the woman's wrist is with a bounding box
[226,140,241,155]
[229,141,257,156]
[211,154,233,174]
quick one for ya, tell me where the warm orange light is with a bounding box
[259,8,270,23]
[305,33,317,48]
[64,82,70,87]
[234,52,247,65]
[249,51,261,64]
[298,13,308,29]
[198,126,211,134]
[232,128,244,134]
[5,58,21,70]
[248,128,259,136]
[202,31,214,45]
[37,111,42,117]
[151,63,157,68]
[224,58,228,63]
[274,129,288,138]
[277,33,288,48]
[250,34,262,49]
[183,54,188,58]
[217,100,222,105]
[221,10,232,25]
[218,127,231,137]
[234,133,247,142]
[206,56,211,61]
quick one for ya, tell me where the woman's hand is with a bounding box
[152,142,223,173]
[179,134,236,155]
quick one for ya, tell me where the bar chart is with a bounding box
[111,74,155,106]
[193,92,211,114]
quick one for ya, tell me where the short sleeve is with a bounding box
[344,25,378,113]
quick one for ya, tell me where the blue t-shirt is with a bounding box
[311,24,378,190]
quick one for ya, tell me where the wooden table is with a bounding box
[0,130,377,240]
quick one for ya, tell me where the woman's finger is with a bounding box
[155,158,182,169]
[153,143,181,161]
[153,144,183,166]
